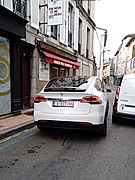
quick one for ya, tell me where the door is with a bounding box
[21,56,30,109]
[118,78,135,114]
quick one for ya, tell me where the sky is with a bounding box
[95,0,135,57]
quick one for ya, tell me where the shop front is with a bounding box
[42,51,79,79]
[36,41,80,93]
[0,36,11,115]
[0,6,27,116]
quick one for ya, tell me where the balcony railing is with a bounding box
[13,0,27,19]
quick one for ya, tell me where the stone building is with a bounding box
[0,0,96,116]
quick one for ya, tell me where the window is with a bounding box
[132,45,135,58]
[51,25,58,39]
[78,18,82,54]
[88,0,91,16]
[50,65,66,79]
[13,0,27,18]
[130,58,132,69]
[80,0,83,5]
[68,3,74,48]
[133,57,135,68]
[86,28,90,58]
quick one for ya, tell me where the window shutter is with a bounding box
[60,0,65,44]
[74,7,79,51]
[31,0,39,29]
[60,0,68,45]
[4,0,13,11]
[65,0,68,46]
[44,5,51,36]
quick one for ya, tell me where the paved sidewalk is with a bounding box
[0,109,35,140]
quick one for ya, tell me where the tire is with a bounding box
[100,120,107,137]
[37,125,45,131]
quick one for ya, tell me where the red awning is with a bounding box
[42,51,79,70]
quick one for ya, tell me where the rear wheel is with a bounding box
[95,120,107,137]
[37,125,45,131]
[100,120,107,137]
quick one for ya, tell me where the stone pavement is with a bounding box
[0,109,35,140]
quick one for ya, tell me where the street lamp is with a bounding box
[95,27,107,80]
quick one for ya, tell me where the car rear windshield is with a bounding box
[44,76,90,92]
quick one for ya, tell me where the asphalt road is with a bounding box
[1,86,135,180]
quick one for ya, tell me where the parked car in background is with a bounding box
[34,76,111,137]
[112,73,135,123]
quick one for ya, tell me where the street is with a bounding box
[1,87,135,180]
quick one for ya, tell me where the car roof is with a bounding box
[123,73,135,79]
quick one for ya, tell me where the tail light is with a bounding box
[34,95,46,103]
[115,86,120,102]
[113,105,117,111]
[81,96,102,104]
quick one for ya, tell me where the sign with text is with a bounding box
[39,58,49,81]
[48,0,63,26]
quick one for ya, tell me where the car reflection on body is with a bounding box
[34,76,111,137]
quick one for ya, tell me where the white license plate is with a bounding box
[53,101,74,107]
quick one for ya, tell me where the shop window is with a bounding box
[50,65,67,79]
[50,67,58,79]
[60,68,65,77]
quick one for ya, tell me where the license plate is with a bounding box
[53,101,74,107]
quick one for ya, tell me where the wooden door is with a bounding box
[21,56,30,109]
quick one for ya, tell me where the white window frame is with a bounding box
[30,0,39,29]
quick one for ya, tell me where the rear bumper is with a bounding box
[113,111,135,121]
[34,110,105,125]
[35,120,105,131]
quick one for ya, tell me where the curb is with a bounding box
[0,120,35,140]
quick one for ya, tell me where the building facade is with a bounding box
[125,35,135,74]
[0,0,96,116]
[30,0,96,102]
[114,34,135,85]
[0,0,28,116]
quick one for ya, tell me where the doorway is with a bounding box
[21,55,30,109]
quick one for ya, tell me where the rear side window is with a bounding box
[95,78,102,91]
[122,79,135,95]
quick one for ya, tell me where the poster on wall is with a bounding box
[39,58,49,81]
[0,36,11,115]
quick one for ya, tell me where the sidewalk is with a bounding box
[0,109,35,140]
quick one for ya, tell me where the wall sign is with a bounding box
[48,0,63,26]
[39,58,49,81]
